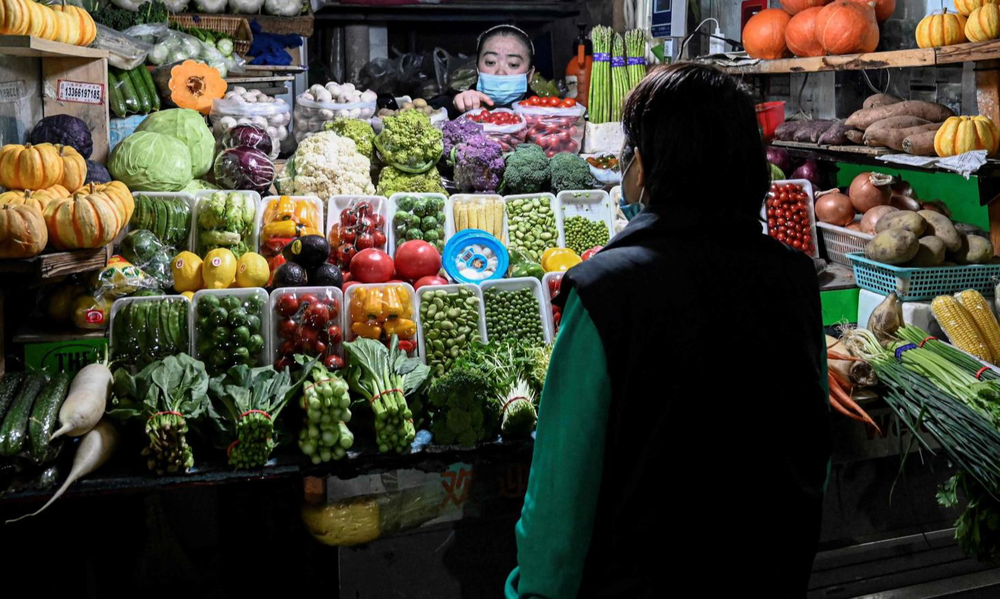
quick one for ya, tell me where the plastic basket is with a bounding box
[415,283,488,366]
[258,195,325,253]
[190,288,270,372]
[169,14,253,56]
[756,101,785,143]
[817,222,873,267]
[847,252,1000,301]
[343,282,419,357]
[128,192,197,251]
[502,193,566,261]
[109,295,192,366]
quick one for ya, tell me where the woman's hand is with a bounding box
[454,90,494,113]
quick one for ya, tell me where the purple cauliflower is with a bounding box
[442,118,485,158]
[454,135,505,193]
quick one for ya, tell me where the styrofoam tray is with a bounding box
[502,193,566,258]
[109,295,192,364]
[128,192,197,250]
[760,179,818,259]
[445,194,507,246]
[269,286,345,363]
[480,277,554,345]
[387,192,448,257]
[556,189,614,251]
[259,195,326,246]
[191,288,270,369]
[325,195,390,253]
[191,190,262,258]
[343,282,419,355]
[541,271,565,335]
[415,283,488,366]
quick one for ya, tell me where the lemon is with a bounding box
[202,248,238,289]
[236,252,270,288]
[181,291,195,301]
[172,252,204,293]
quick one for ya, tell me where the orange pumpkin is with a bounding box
[0,203,47,258]
[0,0,30,36]
[916,10,969,48]
[966,4,1000,42]
[53,4,97,46]
[743,8,793,60]
[0,186,65,213]
[0,143,64,191]
[846,0,895,22]
[955,0,997,17]
[54,144,86,191]
[160,60,227,115]
[43,191,121,250]
[76,181,134,225]
[815,1,880,55]
[780,0,832,15]
[785,7,827,57]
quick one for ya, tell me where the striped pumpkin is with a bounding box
[0,203,47,258]
[55,144,87,191]
[76,181,133,225]
[43,191,120,250]
[0,186,67,213]
[0,143,64,190]
[934,115,1000,156]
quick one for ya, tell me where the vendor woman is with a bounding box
[444,24,536,115]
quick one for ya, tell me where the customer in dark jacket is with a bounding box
[506,63,833,598]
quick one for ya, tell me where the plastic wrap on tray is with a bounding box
[271,287,344,372]
[192,289,269,375]
[111,296,191,368]
[462,108,528,152]
[327,196,388,269]
[513,101,586,157]
[346,283,418,356]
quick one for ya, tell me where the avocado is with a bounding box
[273,262,308,288]
[282,235,330,270]
[309,263,344,288]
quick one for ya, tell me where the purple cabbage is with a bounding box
[84,160,112,184]
[220,125,274,157]
[454,135,504,193]
[765,146,791,175]
[791,159,822,188]
[213,147,275,194]
[442,118,485,158]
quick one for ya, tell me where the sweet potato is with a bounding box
[863,94,902,110]
[845,101,955,130]
[865,116,931,134]
[902,131,939,156]
[794,120,835,143]
[775,121,809,141]
[845,129,865,145]
[818,122,855,145]
[865,122,942,150]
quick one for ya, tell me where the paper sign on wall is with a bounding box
[0,81,25,103]
[57,79,103,105]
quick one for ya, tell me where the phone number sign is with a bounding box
[57,80,104,105]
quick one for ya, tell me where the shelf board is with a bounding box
[720,40,1000,75]
[771,141,1000,176]
[225,75,295,84]
[316,0,582,22]
[13,322,106,344]
[773,140,891,157]
[0,244,112,282]
[0,35,108,59]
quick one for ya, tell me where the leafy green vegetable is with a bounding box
[93,0,168,30]
[136,108,216,179]
[939,472,1000,565]
[427,366,496,447]
[109,131,193,192]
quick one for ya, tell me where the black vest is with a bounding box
[559,207,831,598]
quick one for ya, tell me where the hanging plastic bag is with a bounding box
[210,88,291,159]
[461,108,527,152]
[92,24,152,71]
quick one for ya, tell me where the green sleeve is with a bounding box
[821,330,832,494]
[505,288,612,599]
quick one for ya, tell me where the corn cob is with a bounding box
[956,290,1000,364]
[932,295,994,363]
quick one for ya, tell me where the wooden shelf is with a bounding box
[225,75,295,84]
[720,40,1000,75]
[13,323,105,344]
[0,35,108,59]
[316,0,582,22]
[0,245,111,283]
[772,141,1000,176]
[773,140,891,157]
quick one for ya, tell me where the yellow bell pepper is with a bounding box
[541,248,574,271]
[365,287,385,321]
[295,200,320,229]
[383,285,404,319]
[262,220,299,239]
[383,318,416,339]
[350,287,367,323]
[545,251,582,272]
[352,320,383,340]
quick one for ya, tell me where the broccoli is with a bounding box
[396,196,415,212]
[325,118,376,161]
[421,215,438,230]
[406,228,424,241]
[377,166,447,197]
[550,152,595,194]
[502,144,550,195]
[374,110,443,171]
[427,367,497,446]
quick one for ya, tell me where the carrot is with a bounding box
[828,351,861,362]
[829,391,866,422]
[829,373,882,434]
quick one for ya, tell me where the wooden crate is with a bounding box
[169,14,254,56]
[0,35,110,162]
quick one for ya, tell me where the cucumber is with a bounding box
[114,67,140,115]
[28,373,71,462]
[108,70,127,119]
[0,372,25,423]
[128,67,152,114]
[137,65,160,112]
[0,372,50,456]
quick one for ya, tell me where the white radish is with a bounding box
[50,363,111,440]
[7,420,118,523]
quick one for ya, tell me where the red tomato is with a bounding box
[394,241,442,281]
[304,303,331,328]
[340,210,357,227]
[299,293,320,306]
[339,244,358,267]
[326,297,340,316]
[560,98,577,108]
[413,275,449,290]
[276,294,299,317]
[279,339,296,357]
[314,340,328,356]
[581,246,602,261]
[325,354,345,370]
[372,230,387,249]
[278,318,297,340]
[356,232,375,250]
[274,357,293,371]
[326,324,343,344]
[296,325,318,353]
[350,249,395,283]
[340,227,357,244]
[545,149,558,158]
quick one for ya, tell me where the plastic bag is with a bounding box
[146,28,242,78]
[513,102,587,156]
[433,47,476,94]
[358,52,436,98]
[293,95,377,142]
[122,22,169,45]
[92,24,152,71]
[131,193,194,252]
[88,256,163,303]
[210,89,291,158]
[461,108,527,152]
[110,296,191,368]
[328,197,389,269]
[118,229,176,290]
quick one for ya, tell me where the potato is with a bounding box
[950,234,994,265]
[413,98,428,108]
[845,130,865,145]
[875,211,927,236]
[902,130,940,156]
[863,94,902,109]
[865,122,942,151]
[917,210,961,252]
[865,229,920,265]
[845,101,955,130]
[908,236,946,267]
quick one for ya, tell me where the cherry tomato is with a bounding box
[280,339,296,357]
[314,340,328,356]
[325,354,345,370]
[304,303,331,328]
[276,293,299,318]
[295,325,318,353]
[356,232,375,250]
[326,325,343,344]
[278,318,297,339]
[560,98,577,108]
[340,210,357,227]
[326,297,340,316]
[299,293,320,306]
[372,230,387,249]
[340,227,357,244]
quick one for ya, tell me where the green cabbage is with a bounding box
[109,131,193,192]
[181,178,220,193]
[136,108,216,178]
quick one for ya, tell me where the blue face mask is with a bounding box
[476,72,528,106]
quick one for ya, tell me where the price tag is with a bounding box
[57,80,104,105]
[0,81,25,103]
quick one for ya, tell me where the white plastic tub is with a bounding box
[343,282,419,356]
[481,276,553,345]
[556,189,614,253]
[445,194,507,245]
[190,190,262,258]
[502,193,565,260]
[415,283,487,366]
[191,288,270,372]
[109,295,192,365]
[325,195,391,263]
[128,191,197,251]
[386,192,447,256]
[259,195,325,244]
[269,286,345,364]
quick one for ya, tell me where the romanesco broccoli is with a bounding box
[374,110,443,171]
[377,166,447,197]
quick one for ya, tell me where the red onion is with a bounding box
[849,172,893,212]
[791,159,822,187]
[765,146,792,175]
[815,190,855,226]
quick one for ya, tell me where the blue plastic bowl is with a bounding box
[443,229,509,284]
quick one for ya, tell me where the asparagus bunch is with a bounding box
[625,29,647,90]
[588,26,613,124]
[610,32,628,122]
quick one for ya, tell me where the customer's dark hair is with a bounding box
[477,25,534,68]
[621,63,769,217]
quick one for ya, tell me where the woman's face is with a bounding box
[478,34,533,76]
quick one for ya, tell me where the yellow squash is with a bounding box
[915,9,968,48]
[0,203,47,258]
[54,144,86,191]
[0,143,64,191]
[966,3,1000,41]
[934,115,1000,156]
[43,191,121,250]
[76,181,134,225]
[956,0,998,17]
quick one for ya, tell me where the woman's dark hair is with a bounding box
[477,25,534,68]
[621,63,769,218]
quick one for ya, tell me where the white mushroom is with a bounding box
[337,109,351,119]
[327,83,342,97]
[349,108,361,119]
[361,90,378,103]
[233,86,247,94]
[315,88,333,103]
[243,92,258,103]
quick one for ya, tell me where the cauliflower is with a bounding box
[324,118,375,162]
[454,135,504,193]
[282,131,374,197]
[374,110,443,172]
[377,166,446,197]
